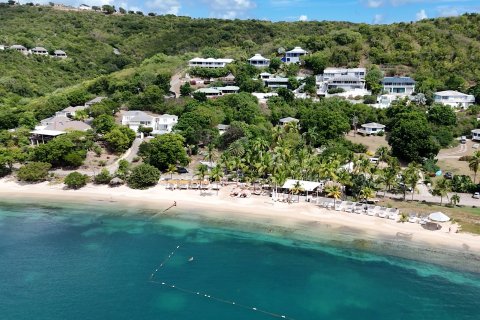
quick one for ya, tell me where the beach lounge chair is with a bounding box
[211,183,221,191]
[342,201,353,212]
[377,207,388,218]
[388,208,400,221]
[326,201,334,209]
[408,214,418,223]
[354,203,364,214]
[345,202,356,213]
[367,205,376,216]
[334,201,344,211]
[190,182,199,190]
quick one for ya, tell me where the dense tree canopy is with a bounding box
[139,133,189,171]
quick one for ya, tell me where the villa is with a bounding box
[85,97,106,107]
[217,124,230,135]
[279,117,299,126]
[282,47,307,64]
[471,129,480,141]
[0,45,7,50]
[121,111,178,135]
[30,116,92,145]
[358,122,385,135]
[78,4,92,10]
[55,105,88,118]
[323,68,366,80]
[381,76,415,96]
[54,50,67,59]
[434,90,475,109]
[10,45,28,55]
[31,47,49,56]
[221,73,236,85]
[374,94,399,109]
[248,54,270,68]
[188,57,234,68]
[263,76,289,89]
[195,86,239,98]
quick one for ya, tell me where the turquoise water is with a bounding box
[1,202,480,320]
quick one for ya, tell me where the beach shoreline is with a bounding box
[1,177,480,272]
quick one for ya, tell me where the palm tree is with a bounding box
[270,170,287,201]
[204,144,216,165]
[195,164,208,194]
[166,163,177,179]
[290,180,304,203]
[469,151,480,183]
[375,146,390,166]
[379,167,399,197]
[209,165,224,196]
[324,183,342,207]
[403,162,422,201]
[451,194,460,206]
[359,186,375,202]
[433,178,451,205]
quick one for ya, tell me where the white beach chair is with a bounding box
[367,205,376,216]
[345,202,356,213]
[377,207,388,218]
[334,201,344,211]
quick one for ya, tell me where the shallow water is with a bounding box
[0,201,479,320]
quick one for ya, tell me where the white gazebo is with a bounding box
[358,122,385,135]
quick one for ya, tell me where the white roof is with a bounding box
[189,57,234,63]
[361,122,385,129]
[260,72,272,76]
[54,50,66,55]
[248,54,270,61]
[472,129,480,133]
[428,212,450,222]
[286,47,307,54]
[30,129,66,136]
[282,179,320,192]
[264,77,289,83]
[215,86,239,91]
[10,45,26,50]
[32,47,47,51]
[324,67,366,73]
[435,90,473,97]
[279,117,299,123]
[160,114,178,119]
[196,88,221,94]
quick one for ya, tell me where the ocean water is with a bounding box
[0,201,479,320]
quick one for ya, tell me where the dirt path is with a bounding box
[170,70,184,97]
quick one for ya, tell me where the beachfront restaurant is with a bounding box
[278,179,323,202]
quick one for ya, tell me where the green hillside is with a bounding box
[1,5,480,101]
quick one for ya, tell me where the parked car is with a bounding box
[473,192,480,199]
[461,136,467,144]
[176,167,189,174]
[444,172,453,179]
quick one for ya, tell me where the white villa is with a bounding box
[121,111,178,135]
[54,50,67,58]
[217,124,230,135]
[248,54,270,68]
[316,67,369,97]
[260,72,272,80]
[195,86,240,98]
[472,129,480,141]
[283,47,307,64]
[279,117,299,126]
[323,68,366,80]
[251,92,278,104]
[434,90,475,109]
[55,105,88,118]
[374,94,399,109]
[381,76,415,96]
[31,47,49,56]
[358,122,385,135]
[10,45,28,55]
[263,76,289,89]
[189,57,234,68]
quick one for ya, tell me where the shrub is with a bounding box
[327,88,345,94]
[94,168,112,184]
[64,172,89,189]
[17,162,51,182]
[127,164,161,189]
[459,155,473,162]
[363,95,377,104]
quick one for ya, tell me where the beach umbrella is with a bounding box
[435,170,442,176]
[428,212,450,222]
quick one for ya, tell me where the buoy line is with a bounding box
[148,245,296,320]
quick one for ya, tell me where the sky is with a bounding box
[47,0,480,23]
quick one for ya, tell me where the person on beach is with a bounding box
[173,201,177,207]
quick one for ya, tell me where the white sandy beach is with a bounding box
[1,177,479,258]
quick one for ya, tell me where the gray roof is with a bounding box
[54,50,66,55]
[330,75,364,82]
[10,45,26,50]
[41,115,70,125]
[382,77,415,85]
[124,111,153,122]
[31,47,48,52]
[45,120,91,132]
[217,124,230,130]
[85,97,106,105]
[362,122,385,129]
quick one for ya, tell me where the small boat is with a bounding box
[188,257,194,262]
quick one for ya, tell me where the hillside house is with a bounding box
[217,124,230,135]
[434,90,475,109]
[55,105,88,118]
[283,47,307,64]
[85,97,106,107]
[374,94,398,109]
[279,117,299,126]
[323,68,366,80]
[121,111,178,135]
[10,45,28,55]
[194,86,239,98]
[31,47,49,56]
[248,54,270,68]
[263,76,289,89]
[358,122,385,135]
[221,73,236,85]
[472,129,480,141]
[31,116,92,145]
[54,50,67,58]
[188,57,234,68]
[381,77,415,96]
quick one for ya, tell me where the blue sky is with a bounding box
[60,0,480,23]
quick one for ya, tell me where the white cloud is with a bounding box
[145,0,181,15]
[436,6,461,17]
[415,9,428,20]
[363,0,384,8]
[299,14,308,21]
[203,0,257,19]
[373,14,384,24]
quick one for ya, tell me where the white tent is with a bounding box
[428,212,450,222]
[281,179,321,192]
